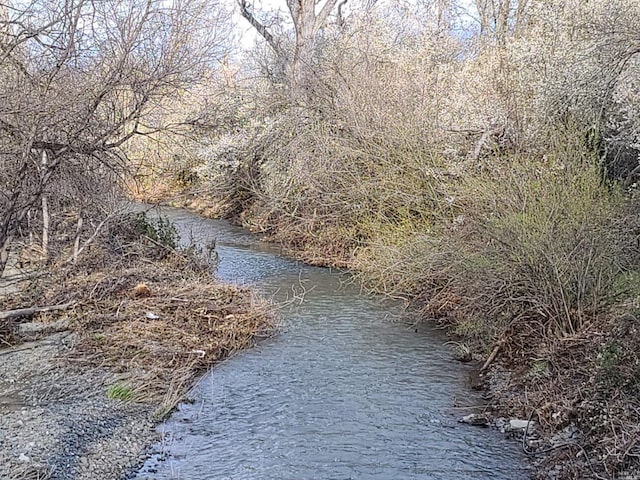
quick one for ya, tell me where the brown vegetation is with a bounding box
[3,0,640,477]
[0,0,231,274]
[129,0,640,477]
[0,213,275,418]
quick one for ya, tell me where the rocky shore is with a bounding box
[0,330,158,480]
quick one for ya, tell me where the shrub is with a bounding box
[107,383,134,401]
[356,132,639,350]
[133,213,180,250]
[460,139,631,339]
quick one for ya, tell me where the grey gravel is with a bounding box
[0,329,160,480]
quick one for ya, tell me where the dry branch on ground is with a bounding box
[0,232,275,417]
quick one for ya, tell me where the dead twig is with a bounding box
[0,301,75,320]
[481,337,506,372]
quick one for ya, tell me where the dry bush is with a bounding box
[149,0,640,246]
[164,0,640,332]
[351,132,640,477]
[357,131,636,343]
[457,143,629,337]
[124,67,254,204]
[156,1,640,476]
[196,14,465,264]
[486,309,640,479]
[0,0,233,272]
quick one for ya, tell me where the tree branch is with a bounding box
[0,302,75,321]
[337,0,347,28]
[237,0,287,60]
[315,0,339,33]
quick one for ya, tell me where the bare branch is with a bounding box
[0,302,75,321]
[236,0,287,60]
[315,0,339,33]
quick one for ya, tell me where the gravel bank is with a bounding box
[0,221,275,480]
[0,329,159,480]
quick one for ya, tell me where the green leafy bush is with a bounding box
[133,212,180,250]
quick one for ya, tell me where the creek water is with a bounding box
[134,207,528,480]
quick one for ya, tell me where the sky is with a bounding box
[233,0,481,51]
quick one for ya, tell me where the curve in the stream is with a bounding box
[134,207,528,480]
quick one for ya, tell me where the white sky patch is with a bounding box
[233,0,289,50]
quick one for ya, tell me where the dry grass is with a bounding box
[0,226,275,417]
[488,310,640,479]
[7,464,54,480]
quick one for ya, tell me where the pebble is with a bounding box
[0,335,160,480]
[459,413,490,426]
[509,419,534,431]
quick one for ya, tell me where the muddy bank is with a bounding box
[0,213,275,480]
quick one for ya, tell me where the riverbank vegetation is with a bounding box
[0,0,273,430]
[0,211,275,418]
[2,0,640,477]
[130,0,640,477]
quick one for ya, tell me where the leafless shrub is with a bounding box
[0,0,232,270]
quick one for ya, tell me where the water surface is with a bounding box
[135,207,527,479]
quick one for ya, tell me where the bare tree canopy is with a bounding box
[237,0,342,95]
[0,0,231,270]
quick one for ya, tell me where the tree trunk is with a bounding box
[476,0,490,36]
[239,0,339,97]
[286,0,339,100]
[290,0,317,96]
[496,0,511,44]
[40,150,49,258]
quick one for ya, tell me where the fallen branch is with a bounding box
[0,301,75,321]
[481,337,506,372]
[471,126,503,161]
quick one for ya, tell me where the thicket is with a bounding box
[136,0,640,476]
[0,0,231,274]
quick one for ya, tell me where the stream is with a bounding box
[134,207,528,479]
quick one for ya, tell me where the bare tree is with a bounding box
[474,0,531,40]
[0,0,231,272]
[237,0,342,96]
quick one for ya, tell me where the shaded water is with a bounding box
[135,207,528,479]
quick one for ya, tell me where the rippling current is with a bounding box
[134,207,528,480]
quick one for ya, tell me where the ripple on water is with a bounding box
[134,207,528,480]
